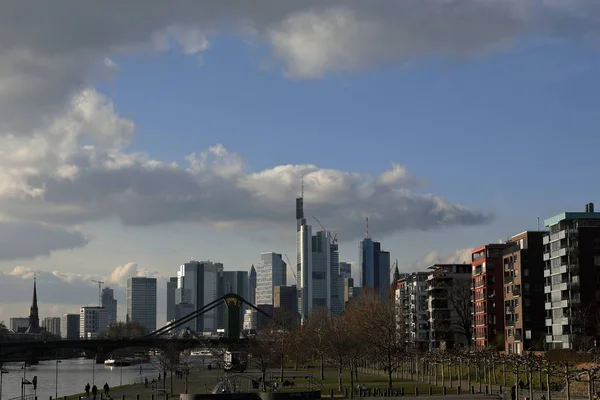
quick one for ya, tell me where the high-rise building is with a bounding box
[472,243,512,350]
[328,238,343,316]
[80,306,108,339]
[256,253,286,306]
[9,317,29,332]
[101,287,117,326]
[543,203,600,350]
[249,265,257,305]
[503,231,546,354]
[274,285,298,323]
[359,221,391,298]
[340,262,352,279]
[395,272,429,351]
[126,277,157,333]
[243,309,257,331]
[42,317,61,337]
[426,264,472,351]
[222,271,249,329]
[166,277,178,323]
[61,314,80,340]
[343,278,355,308]
[297,194,313,321]
[177,260,224,333]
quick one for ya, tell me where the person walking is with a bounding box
[91,384,98,400]
[103,383,110,398]
[85,383,91,398]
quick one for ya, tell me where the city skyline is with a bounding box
[1,1,600,324]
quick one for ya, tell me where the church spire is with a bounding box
[28,274,40,332]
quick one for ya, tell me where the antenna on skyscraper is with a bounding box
[365,217,370,239]
[301,174,304,198]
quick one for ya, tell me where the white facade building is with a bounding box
[396,272,430,351]
[80,306,108,339]
[256,253,286,305]
[42,317,61,337]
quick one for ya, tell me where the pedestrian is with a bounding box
[85,383,91,398]
[144,377,148,387]
[103,382,110,397]
[91,384,98,400]
[511,385,516,400]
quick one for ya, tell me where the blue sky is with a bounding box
[0,1,599,325]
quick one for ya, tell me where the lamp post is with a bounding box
[119,357,123,387]
[92,355,96,386]
[55,360,62,400]
[0,368,9,400]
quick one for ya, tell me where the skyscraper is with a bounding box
[177,260,224,333]
[296,192,313,321]
[359,219,391,298]
[339,262,352,279]
[166,277,177,323]
[80,306,108,339]
[126,277,157,333]
[256,253,286,305]
[61,314,80,340]
[222,270,249,329]
[249,265,257,305]
[101,287,117,326]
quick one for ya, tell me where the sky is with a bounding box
[0,0,599,327]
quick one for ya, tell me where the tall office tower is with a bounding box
[222,271,249,329]
[166,277,178,323]
[296,191,312,321]
[256,253,286,305]
[359,219,391,298]
[61,314,80,340]
[42,317,61,337]
[249,265,257,305]
[177,260,224,333]
[274,285,299,323]
[9,317,29,332]
[426,264,472,351]
[343,278,355,308]
[472,243,512,350]
[340,262,352,279]
[503,231,546,354]
[328,236,342,316]
[544,203,600,350]
[80,306,108,339]
[101,287,117,326]
[126,277,157,333]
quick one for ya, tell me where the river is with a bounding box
[1,357,167,400]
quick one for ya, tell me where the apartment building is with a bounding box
[472,243,512,350]
[544,203,600,350]
[503,231,546,354]
[426,264,472,350]
[396,272,429,350]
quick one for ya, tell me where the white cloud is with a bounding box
[108,262,160,285]
[400,247,473,273]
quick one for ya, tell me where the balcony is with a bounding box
[544,285,551,294]
[504,275,514,284]
[514,334,522,342]
[545,318,552,326]
[506,319,515,327]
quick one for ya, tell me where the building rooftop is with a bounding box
[545,212,600,227]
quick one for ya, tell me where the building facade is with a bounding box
[61,314,80,340]
[42,317,61,337]
[502,231,546,354]
[297,193,313,322]
[80,306,108,339]
[544,203,600,350]
[222,270,249,328]
[9,317,29,332]
[396,272,429,350]
[274,285,299,323]
[360,232,391,298]
[101,287,117,327]
[256,253,286,306]
[177,260,224,333]
[166,277,178,323]
[249,265,257,305]
[472,243,512,350]
[426,264,472,351]
[126,277,157,333]
[340,262,352,279]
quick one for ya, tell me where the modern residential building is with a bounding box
[426,264,472,351]
[101,287,117,327]
[543,203,600,350]
[166,277,178,323]
[42,317,61,337]
[80,306,108,339]
[256,253,286,306]
[340,262,352,279]
[126,277,157,333]
[360,220,391,298]
[9,317,29,332]
[395,272,429,351]
[274,285,298,323]
[61,314,80,340]
[177,260,224,333]
[503,231,546,354]
[472,243,512,350]
[249,265,257,305]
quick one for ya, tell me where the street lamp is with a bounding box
[0,368,9,400]
[55,360,62,400]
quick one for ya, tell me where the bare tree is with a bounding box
[104,321,148,339]
[248,337,279,391]
[151,344,180,394]
[304,307,331,380]
[447,280,472,349]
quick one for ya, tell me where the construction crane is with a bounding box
[283,254,297,283]
[312,216,338,244]
[92,280,104,306]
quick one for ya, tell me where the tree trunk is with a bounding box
[388,353,393,389]
[350,362,355,399]
[320,356,325,380]
[441,361,445,387]
[529,366,533,400]
[280,352,284,382]
[546,369,551,400]
[566,364,571,400]
[262,369,267,392]
[338,362,343,393]
[170,370,174,395]
[588,375,593,400]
